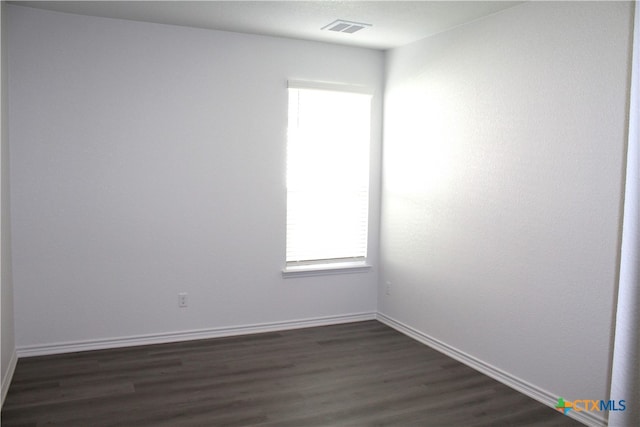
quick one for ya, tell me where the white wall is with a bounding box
[8,5,382,350]
[380,0,632,420]
[1,0,17,406]
[610,4,640,427]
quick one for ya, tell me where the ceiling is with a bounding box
[10,1,523,50]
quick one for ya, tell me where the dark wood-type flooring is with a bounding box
[2,321,583,426]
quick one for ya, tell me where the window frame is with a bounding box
[282,80,374,278]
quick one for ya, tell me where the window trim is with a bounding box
[284,80,374,276]
[282,260,372,278]
[287,80,373,95]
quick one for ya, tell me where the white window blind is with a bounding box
[286,82,372,267]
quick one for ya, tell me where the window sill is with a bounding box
[282,262,372,278]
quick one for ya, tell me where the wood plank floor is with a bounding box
[2,321,583,426]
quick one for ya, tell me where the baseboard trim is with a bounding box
[16,312,377,358]
[376,313,605,427]
[1,349,17,408]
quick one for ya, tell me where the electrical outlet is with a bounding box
[385,281,392,295]
[178,292,188,308]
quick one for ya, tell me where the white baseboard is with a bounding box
[1,348,17,408]
[376,312,605,427]
[16,312,377,358]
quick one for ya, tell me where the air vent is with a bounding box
[321,19,372,34]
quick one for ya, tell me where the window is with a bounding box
[284,81,372,275]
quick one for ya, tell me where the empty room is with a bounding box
[1,1,638,426]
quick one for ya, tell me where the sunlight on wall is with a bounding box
[383,83,453,197]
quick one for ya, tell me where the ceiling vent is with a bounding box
[321,19,372,34]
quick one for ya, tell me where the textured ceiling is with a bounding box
[10,1,523,50]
